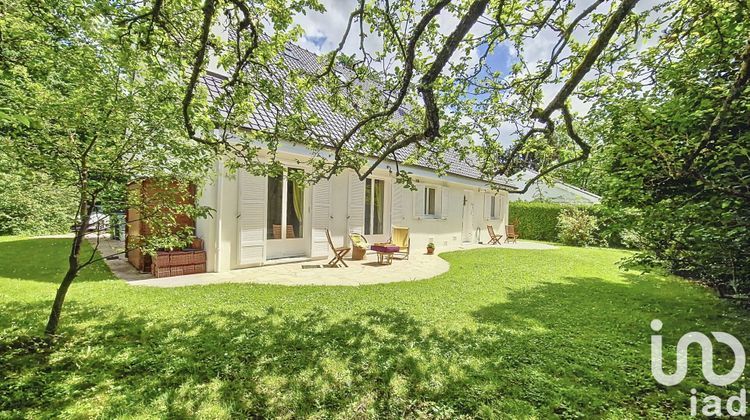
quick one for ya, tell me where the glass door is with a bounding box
[364,178,387,242]
[266,168,307,259]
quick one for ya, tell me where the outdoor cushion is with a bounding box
[371,244,400,253]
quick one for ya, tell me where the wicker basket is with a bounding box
[352,247,366,260]
[169,251,192,266]
[192,251,206,264]
[152,266,171,278]
[170,266,187,277]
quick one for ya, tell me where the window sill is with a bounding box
[418,216,447,221]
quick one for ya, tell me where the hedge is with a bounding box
[508,201,590,242]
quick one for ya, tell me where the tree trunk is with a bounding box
[44,198,92,337]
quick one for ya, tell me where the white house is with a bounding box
[193,44,512,273]
[195,144,512,272]
[508,170,601,204]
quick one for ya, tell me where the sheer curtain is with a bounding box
[292,182,304,223]
[374,180,384,234]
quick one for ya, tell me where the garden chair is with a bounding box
[349,232,368,260]
[326,229,350,267]
[272,224,295,239]
[505,224,519,244]
[486,225,502,245]
[389,226,410,260]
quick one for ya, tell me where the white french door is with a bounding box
[266,168,307,259]
[364,178,388,242]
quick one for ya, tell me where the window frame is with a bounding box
[266,167,306,240]
[424,186,437,217]
[364,177,385,235]
[488,194,502,220]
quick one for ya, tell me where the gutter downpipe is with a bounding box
[214,159,223,272]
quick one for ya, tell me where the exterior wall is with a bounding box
[197,150,509,273]
[394,176,508,251]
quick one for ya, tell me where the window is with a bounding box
[424,187,436,216]
[287,168,304,238]
[267,168,304,240]
[267,174,283,239]
[365,178,384,235]
[487,194,502,220]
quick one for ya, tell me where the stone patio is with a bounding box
[91,237,556,288]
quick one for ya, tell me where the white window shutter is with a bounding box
[392,182,404,225]
[484,194,492,221]
[348,173,365,234]
[238,169,266,265]
[310,179,331,257]
[499,196,507,224]
[440,188,449,219]
[413,185,425,218]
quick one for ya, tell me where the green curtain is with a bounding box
[374,180,383,233]
[292,182,304,223]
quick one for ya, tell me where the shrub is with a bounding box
[557,207,600,246]
[0,166,77,236]
[508,202,565,241]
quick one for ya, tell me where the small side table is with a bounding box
[370,244,400,265]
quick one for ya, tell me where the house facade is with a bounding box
[195,142,510,273]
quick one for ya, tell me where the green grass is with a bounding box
[0,236,747,418]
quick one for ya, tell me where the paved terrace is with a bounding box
[92,237,556,288]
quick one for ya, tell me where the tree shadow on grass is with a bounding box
[1,273,747,418]
[0,238,112,283]
[472,273,749,416]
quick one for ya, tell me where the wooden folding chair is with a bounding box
[505,224,519,244]
[326,229,350,267]
[487,225,502,245]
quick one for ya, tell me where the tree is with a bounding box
[113,0,652,192]
[0,154,77,235]
[587,0,750,294]
[0,0,214,336]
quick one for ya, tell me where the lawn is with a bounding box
[0,236,747,418]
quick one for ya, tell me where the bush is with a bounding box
[557,207,600,246]
[0,166,77,236]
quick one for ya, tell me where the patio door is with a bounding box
[462,190,474,243]
[266,168,308,259]
[364,178,387,242]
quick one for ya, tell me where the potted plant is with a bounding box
[426,242,435,255]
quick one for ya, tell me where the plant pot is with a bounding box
[426,247,435,255]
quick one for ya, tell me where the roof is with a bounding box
[508,170,601,204]
[202,43,513,189]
